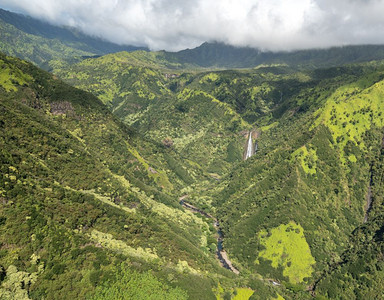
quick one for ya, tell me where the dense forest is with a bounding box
[0,7,384,300]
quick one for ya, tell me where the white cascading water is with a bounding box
[245,131,253,159]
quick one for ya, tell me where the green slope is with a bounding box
[0,53,274,299]
[54,52,252,177]
[54,46,384,295]
[2,21,384,298]
[208,63,384,296]
[55,53,383,178]
[0,17,92,69]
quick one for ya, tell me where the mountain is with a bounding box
[55,48,384,299]
[53,51,384,176]
[3,7,384,73]
[53,51,252,177]
[165,42,384,69]
[0,52,279,299]
[211,64,384,294]
[2,8,384,299]
[0,8,145,70]
[3,5,384,73]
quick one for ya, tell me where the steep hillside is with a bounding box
[315,167,384,299]
[208,63,384,297]
[55,53,384,178]
[2,33,384,299]
[2,4,384,300]
[0,53,279,299]
[0,8,145,70]
[55,49,384,297]
[56,49,384,299]
[54,52,251,176]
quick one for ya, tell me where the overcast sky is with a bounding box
[1,0,384,51]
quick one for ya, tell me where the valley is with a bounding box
[180,199,239,274]
[61,54,384,299]
[0,7,384,300]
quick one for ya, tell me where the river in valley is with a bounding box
[180,199,239,274]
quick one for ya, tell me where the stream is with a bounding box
[179,199,240,274]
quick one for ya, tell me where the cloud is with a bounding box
[1,0,384,51]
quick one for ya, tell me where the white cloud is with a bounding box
[1,0,384,51]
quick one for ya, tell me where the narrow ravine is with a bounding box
[179,199,240,274]
[364,163,374,223]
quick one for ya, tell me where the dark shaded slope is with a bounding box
[0,8,146,69]
[315,128,384,299]
[167,42,384,69]
[0,8,145,54]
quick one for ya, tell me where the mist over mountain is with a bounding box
[0,8,146,69]
[165,42,384,69]
[3,7,384,72]
[2,0,384,51]
[1,4,384,300]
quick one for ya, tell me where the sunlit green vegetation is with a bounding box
[52,48,384,298]
[0,53,257,299]
[256,222,315,283]
[292,145,318,175]
[2,17,384,298]
[232,288,254,300]
[313,78,384,161]
[90,266,188,300]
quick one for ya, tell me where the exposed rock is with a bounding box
[148,167,158,174]
[162,137,174,148]
[50,101,75,116]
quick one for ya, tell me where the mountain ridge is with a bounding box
[164,41,384,69]
[0,8,146,70]
[3,7,384,72]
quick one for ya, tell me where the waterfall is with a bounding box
[245,132,253,159]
